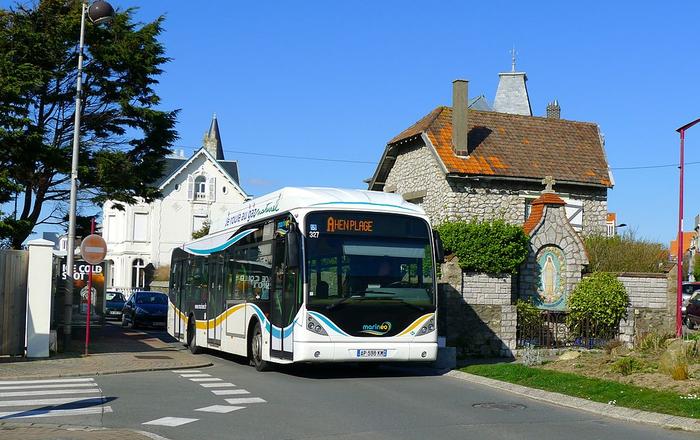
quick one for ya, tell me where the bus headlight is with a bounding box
[415,317,435,336]
[306,314,328,336]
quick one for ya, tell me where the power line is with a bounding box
[176,145,700,170]
[177,146,375,165]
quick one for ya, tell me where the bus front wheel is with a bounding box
[250,321,269,372]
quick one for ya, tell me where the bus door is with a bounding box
[224,248,246,339]
[207,255,225,345]
[170,260,183,339]
[270,224,300,360]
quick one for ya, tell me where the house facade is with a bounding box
[103,116,248,288]
[368,69,613,235]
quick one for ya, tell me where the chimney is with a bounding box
[546,99,561,119]
[452,79,469,156]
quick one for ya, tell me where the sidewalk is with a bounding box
[0,323,212,380]
[0,422,169,440]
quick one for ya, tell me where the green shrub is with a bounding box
[437,220,529,274]
[567,272,629,336]
[610,356,646,376]
[516,299,542,328]
[584,230,668,273]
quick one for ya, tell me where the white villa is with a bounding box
[102,116,248,289]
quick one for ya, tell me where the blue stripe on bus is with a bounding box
[308,311,349,336]
[186,229,257,255]
[249,304,296,339]
[309,201,419,212]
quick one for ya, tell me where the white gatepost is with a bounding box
[25,239,55,358]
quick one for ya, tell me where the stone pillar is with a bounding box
[25,239,55,358]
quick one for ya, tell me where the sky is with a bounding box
[5,1,700,244]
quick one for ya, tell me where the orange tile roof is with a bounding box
[388,106,612,187]
[670,231,696,257]
[607,212,617,223]
[522,193,567,235]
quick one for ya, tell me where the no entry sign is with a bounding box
[80,234,107,265]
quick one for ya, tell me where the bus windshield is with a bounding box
[305,212,435,309]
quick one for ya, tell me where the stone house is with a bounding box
[367,68,614,236]
[102,116,248,289]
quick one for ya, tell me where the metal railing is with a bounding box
[516,310,619,349]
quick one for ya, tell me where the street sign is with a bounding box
[80,234,107,265]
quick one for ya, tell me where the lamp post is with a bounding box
[675,118,700,337]
[63,0,115,351]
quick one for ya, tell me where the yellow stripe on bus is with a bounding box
[397,313,434,336]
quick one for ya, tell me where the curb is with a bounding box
[446,370,700,433]
[0,361,213,381]
[0,421,173,440]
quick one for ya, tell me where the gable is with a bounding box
[159,148,247,199]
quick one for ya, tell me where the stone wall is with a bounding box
[612,273,674,345]
[440,259,516,357]
[383,140,608,235]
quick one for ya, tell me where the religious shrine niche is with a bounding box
[535,245,566,309]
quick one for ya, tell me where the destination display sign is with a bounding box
[306,211,429,239]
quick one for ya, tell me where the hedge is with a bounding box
[437,220,529,274]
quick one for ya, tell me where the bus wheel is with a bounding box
[251,321,269,372]
[187,318,201,355]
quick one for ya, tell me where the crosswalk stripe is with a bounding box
[0,388,101,398]
[171,370,201,373]
[0,405,112,419]
[180,373,211,378]
[195,405,244,413]
[189,378,222,382]
[0,383,98,391]
[199,382,235,388]
[143,416,198,427]
[0,396,106,407]
[211,389,249,396]
[224,397,266,405]
[0,378,94,386]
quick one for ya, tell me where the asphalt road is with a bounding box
[3,329,697,440]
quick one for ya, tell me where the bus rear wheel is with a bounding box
[187,318,201,355]
[250,321,269,372]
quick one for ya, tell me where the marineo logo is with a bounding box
[360,321,392,336]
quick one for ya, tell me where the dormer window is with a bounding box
[187,174,216,202]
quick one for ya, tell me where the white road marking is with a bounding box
[0,378,94,386]
[0,406,112,419]
[0,383,98,391]
[194,405,244,414]
[224,397,266,405]
[180,373,211,378]
[0,396,105,407]
[143,416,198,427]
[0,388,100,398]
[199,382,235,388]
[189,378,222,382]
[171,370,201,373]
[211,389,249,396]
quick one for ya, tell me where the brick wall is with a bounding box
[613,272,674,344]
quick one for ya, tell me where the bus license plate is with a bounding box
[356,349,387,358]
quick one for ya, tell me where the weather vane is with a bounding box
[511,46,517,72]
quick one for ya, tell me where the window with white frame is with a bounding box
[106,214,117,242]
[133,213,148,242]
[187,174,216,202]
[132,258,146,288]
[194,176,207,200]
[192,215,208,233]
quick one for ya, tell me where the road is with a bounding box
[1,329,696,440]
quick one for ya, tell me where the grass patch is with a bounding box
[462,363,700,419]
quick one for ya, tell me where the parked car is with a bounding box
[682,282,700,324]
[685,291,700,330]
[105,291,126,320]
[121,291,168,329]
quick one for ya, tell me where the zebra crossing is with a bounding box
[141,369,266,427]
[0,377,111,420]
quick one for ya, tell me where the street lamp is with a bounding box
[675,117,700,337]
[64,0,115,351]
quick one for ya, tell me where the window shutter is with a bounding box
[187,175,195,200]
[208,177,216,202]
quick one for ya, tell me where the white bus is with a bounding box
[167,187,443,371]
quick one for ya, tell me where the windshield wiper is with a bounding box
[376,297,427,312]
[325,295,365,310]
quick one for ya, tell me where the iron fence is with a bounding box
[517,310,619,349]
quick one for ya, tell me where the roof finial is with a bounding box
[511,46,517,72]
[542,175,556,193]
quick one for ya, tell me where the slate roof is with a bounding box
[154,157,187,187]
[383,106,611,188]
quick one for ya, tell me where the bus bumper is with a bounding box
[294,341,438,362]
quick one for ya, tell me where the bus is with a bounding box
[168,187,444,371]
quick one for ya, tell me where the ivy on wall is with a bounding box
[437,220,529,274]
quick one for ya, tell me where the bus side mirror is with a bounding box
[433,230,445,263]
[286,225,300,269]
